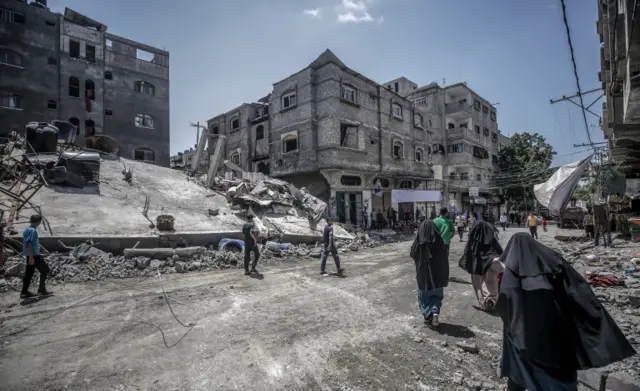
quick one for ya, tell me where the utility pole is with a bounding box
[189,121,204,148]
[549,88,604,120]
[441,78,449,209]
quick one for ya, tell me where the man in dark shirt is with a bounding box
[242,215,260,276]
[321,218,344,276]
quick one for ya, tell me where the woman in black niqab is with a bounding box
[496,233,635,391]
[410,219,449,328]
[458,220,504,310]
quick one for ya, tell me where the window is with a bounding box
[341,83,357,104]
[0,49,22,67]
[105,109,113,116]
[106,39,113,48]
[134,81,155,96]
[135,113,155,128]
[394,82,399,92]
[134,148,156,162]
[340,175,362,186]
[230,153,240,165]
[369,93,377,102]
[482,105,489,114]
[86,44,96,63]
[483,127,489,136]
[392,141,403,159]
[69,40,80,59]
[399,180,413,189]
[415,148,424,162]
[85,80,95,100]
[85,119,95,137]
[413,112,423,128]
[475,125,480,134]
[474,100,481,111]
[414,97,426,106]
[283,134,298,153]
[48,57,57,65]
[45,20,55,27]
[340,124,357,147]
[69,76,80,97]
[211,124,219,135]
[476,174,482,182]
[256,125,264,140]
[230,116,239,131]
[104,71,112,80]
[69,117,80,135]
[460,173,469,180]
[47,100,56,109]
[392,102,403,119]
[0,8,25,24]
[492,133,498,142]
[0,92,21,109]
[490,111,496,121]
[447,143,464,153]
[282,91,296,109]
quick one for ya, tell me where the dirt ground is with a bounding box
[0,226,628,390]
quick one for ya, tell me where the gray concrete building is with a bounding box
[0,0,170,166]
[206,50,438,228]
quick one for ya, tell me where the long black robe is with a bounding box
[410,220,449,291]
[458,220,503,276]
[496,233,635,391]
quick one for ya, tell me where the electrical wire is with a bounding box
[559,0,595,147]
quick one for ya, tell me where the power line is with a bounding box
[559,0,595,147]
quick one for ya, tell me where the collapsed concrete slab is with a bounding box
[3,157,351,252]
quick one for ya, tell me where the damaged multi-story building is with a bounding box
[598,0,640,179]
[0,0,170,166]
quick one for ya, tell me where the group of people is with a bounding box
[410,208,635,390]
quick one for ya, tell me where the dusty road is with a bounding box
[0,227,599,390]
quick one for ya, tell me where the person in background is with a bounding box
[496,233,635,391]
[433,207,454,260]
[584,206,595,240]
[369,210,376,231]
[321,218,344,276]
[376,209,385,232]
[21,214,52,298]
[455,214,465,241]
[526,211,539,239]
[242,215,261,276]
[542,217,548,232]
[499,212,508,232]
[410,218,449,328]
[387,207,396,228]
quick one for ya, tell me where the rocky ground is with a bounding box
[0,226,638,391]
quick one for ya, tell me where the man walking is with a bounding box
[242,215,261,276]
[454,214,465,241]
[433,207,454,260]
[499,212,508,231]
[526,211,538,239]
[321,218,344,276]
[21,214,52,298]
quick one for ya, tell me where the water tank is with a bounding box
[25,122,58,153]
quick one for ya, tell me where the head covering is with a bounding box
[497,233,635,389]
[458,220,502,275]
[410,220,449,291]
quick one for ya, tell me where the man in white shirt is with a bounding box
[499,213,508,231]
[454,214,465,241]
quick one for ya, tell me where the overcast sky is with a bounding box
[49,0,603,165]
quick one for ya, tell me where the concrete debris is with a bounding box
[455,341,480,354]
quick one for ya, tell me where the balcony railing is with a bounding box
[445,101,474,116]
[446,126,468,139]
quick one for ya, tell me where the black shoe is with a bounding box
[250,268,258,274]
[244,270,251,276]
[320,270,328,276]
[20,291,35,299]
[37,290,53,296]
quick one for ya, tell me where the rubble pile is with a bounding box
[0,231,399,290]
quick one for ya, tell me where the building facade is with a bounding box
[0,1,170,166]
[206,50,438,228]
[598,0,640,175]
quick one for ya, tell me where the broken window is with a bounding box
[134,81,155,96]
[69,117,80,135]
[460,172,469,180]
[0,8,25,24]
[135,113,155,128]
[104,71,112,80]
[341,83,357,104]
[483,127,489,136]
[231,116,239,131]
[85,80,95,101]
[257,161,270,175]
[492,133,497,142]
[255,125,264,140]
[86,44,96,63]
[394,82,399,92]
[211,124,219,135]
[475,125,480,134]
[340,124,357,147]
[282,91,296,109]
[105,109,113,116]
[415,148,424,162]
[230,153,240,165]
[69,40,80,59]
[0,92,21,109]
[482,105,489,114]
[136,48,154,62]
[47,100,56,109]
[413,112,423,128]
[69,77,80,97]
[392,141,403,159]
[283,135,298,153]
[0,49,22,67]
[48,57,57,65]
[474,100,481,111]
[392,103,402,119]
[340,175,362,187]
[85,119,95,138]
[45,20,55,27]
[134,148,155,162]
[491,111,496,121]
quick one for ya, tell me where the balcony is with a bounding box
[445,101,474,118]
[446,126,468,140]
